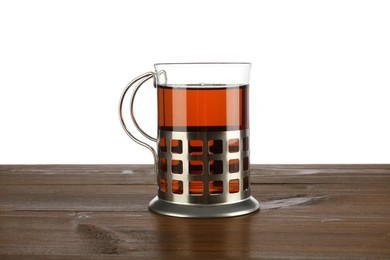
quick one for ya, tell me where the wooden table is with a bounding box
[0,165,389,259]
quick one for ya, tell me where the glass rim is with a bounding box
[154,62,251,66]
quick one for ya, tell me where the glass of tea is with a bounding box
[119,63,259,218]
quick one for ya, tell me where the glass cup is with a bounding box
[119,63,259,218]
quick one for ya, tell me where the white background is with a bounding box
[0,0,389,164]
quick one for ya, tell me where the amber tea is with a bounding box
[158,84,249,194]
[158,84,249,131]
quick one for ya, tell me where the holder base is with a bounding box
[148,196,260,218]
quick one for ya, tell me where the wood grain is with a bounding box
[0,165,389,259]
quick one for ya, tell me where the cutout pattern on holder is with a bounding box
[157,130,250,203]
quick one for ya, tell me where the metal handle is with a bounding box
[119,72,158,168]
[130,76,158,143]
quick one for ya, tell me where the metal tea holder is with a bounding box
[119,72,259,218]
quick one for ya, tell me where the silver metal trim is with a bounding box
[156,129,252,206]
[119,72,158,181]
[149,196,259,218]
[130,76,157,142]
